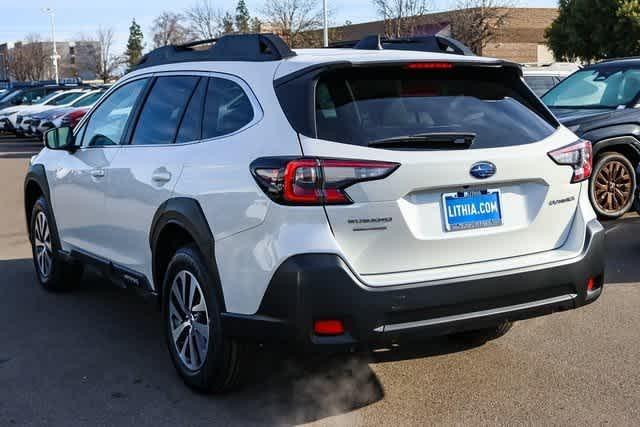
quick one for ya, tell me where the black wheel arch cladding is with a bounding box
[24,164,62,248]
[149,197,225,310]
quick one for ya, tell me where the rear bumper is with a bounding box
[222,220,605,352]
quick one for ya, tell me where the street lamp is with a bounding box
[42,7,59,84]
[323,0,328,47]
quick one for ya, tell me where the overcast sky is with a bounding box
[1,0,558,54]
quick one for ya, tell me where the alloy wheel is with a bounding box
[594,159,633,214]
[169,270,210,371]
[34,211,52,278]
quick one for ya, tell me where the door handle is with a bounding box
[151,170,172,183]
[90,169,105,178]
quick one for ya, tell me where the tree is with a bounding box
[125,19,144,69]
[221,11,235,35]
[372,0,431,38]
[9,34,48,81]
[151,12,193,48]
[235,0,251,33]
[546,0,640,62]
[93,28,121,83]
[262,0,324,48]
[186,0,221,40]
[250,17,263,33]
[449,0,513,55]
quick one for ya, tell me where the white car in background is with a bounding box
[523,63,581,97]
[0,90,84,134]
[15,89,89,135]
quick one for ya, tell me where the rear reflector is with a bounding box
[314,320,345,336]
[587,277,602,292]
[548,139,593,183]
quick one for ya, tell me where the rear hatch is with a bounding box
[276,62,582,281]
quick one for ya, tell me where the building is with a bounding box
[0,43,9,82]
[3,40,100,82]
[329,8,559,64]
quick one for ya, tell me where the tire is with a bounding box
[30,196,83,291]
[589,152,636,219]
[162,245,247,393]
[452,321,513,344]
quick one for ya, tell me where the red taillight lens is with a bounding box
[252,158,400,206]
[548,140,593,183]
[314,320,345,336]
[66,109,87,128]
[405,62,453,70]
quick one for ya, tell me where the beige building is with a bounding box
[329,8,558,64]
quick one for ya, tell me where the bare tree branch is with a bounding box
[185,0,223,39]
[372,0,432,38]
[262,0,324,48]
[152,12,194,48]
[449,0,514,55]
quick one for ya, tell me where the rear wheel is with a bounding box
[30,196,83,291]
[162,245,247,393]
[590,152,636,219]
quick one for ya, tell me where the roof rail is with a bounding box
[134,33,296,70]
[329,34,475,56]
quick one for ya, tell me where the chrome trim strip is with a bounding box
[373,293,578,333]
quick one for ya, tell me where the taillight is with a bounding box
[67,109,87,128]
[251,158,400,205]
[548,140,592,183]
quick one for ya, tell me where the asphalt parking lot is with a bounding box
[1,134,640,426]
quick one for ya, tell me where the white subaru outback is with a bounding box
[25,34,605,392]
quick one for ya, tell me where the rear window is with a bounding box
[313,66,557,149]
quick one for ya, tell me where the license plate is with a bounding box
[442,190,502,231]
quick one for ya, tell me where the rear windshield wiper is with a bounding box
[368,132,476,150]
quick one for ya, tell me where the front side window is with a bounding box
[203,77,254,139]
[131,76,199,145]
[82,78,148,147]
[543,67,640,109]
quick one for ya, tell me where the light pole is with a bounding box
[42,8,59,84]
[323,0,328,47]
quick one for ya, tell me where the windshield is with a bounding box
[72,91,104,107]
[1,90,22,103]
[35,91,62,105]
[315,67,557,149]
[542,68,640,109]
[46,91,85,106]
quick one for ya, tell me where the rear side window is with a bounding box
[176,78,207,144]
[203,77,254,139]
[312,66,558,149]
[131,76,199,145]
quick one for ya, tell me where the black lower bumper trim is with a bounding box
[222,220,605,352]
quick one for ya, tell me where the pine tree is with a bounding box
[235,0,251,33]
[125,18,144,70]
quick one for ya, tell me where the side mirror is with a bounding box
[44,127,77,152]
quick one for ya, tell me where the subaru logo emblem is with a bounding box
[470,162,497,179]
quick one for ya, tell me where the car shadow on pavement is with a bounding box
[602,215,640,284]
[0,257,489,426]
